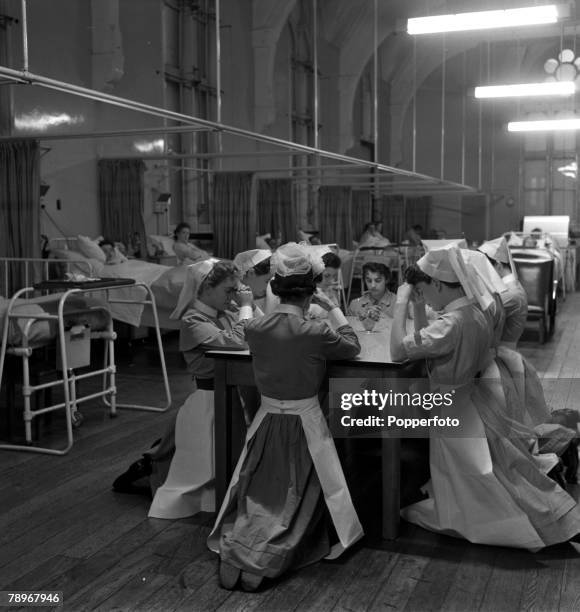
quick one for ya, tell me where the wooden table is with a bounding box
[208,318,423,540]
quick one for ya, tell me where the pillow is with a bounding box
[77,235,106,263]
[297,230,313,242]
[256,234,271,250]
[50,249,104,277]
[149,235,177,256]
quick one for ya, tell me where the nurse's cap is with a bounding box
[233,249,271,274]
[477,237,510,265]
[170,258,220,319]
[272,242,324,277]
[416,247,460,283]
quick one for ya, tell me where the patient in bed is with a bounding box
[99,239,128,265]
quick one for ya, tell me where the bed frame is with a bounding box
[0,258,172,454]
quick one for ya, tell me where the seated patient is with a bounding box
[173,222,211,265]
[99,238,127,264]
[349,261,396,320]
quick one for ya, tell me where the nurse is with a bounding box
[208,242,363,591]
[233,249,273,313]
[390,245,580,550]
[478,236,528,348]
[112,259,256,519]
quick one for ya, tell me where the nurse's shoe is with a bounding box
[240,571,263,592]
[219,561,240,590]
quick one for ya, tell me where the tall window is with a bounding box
[162,0,217,230]
[287,0,318,227]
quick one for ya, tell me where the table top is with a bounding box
[208,316,411,367]
[34,278,136,290]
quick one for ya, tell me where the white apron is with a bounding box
[402,373,547,551]
[208,394,363,558]
[148,388,215,519]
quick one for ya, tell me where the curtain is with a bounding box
[212,172,256,259]
[98,159,147,250]
[318,186,353,249]
[257,178,296,243]
[0,140,41,293]
[351,190,373,242]
[405,196,431,234]
[376,195,405,243]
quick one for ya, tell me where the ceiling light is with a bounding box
[407,5,560,35]
[508,118,580,132]
[475,81,575,98]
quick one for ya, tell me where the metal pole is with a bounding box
[461,50,466,185]
[478,44,483,191]
[440,34,446,181]
[313,0,319,150]
[21,0,28,72]
[373,0,379,204]
[0,64,473,188]
[412,36,417,173]
[215,0,222,166]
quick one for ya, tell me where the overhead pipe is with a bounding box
[0,64,474,191]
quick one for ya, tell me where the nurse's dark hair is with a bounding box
[322,252,341,269]
[362,261,390,280]
[404,264,461,288]
[252,256,272,277]
[198,260,238,294]
[270,270,321,298]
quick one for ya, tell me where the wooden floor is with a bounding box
[1,296,580,612]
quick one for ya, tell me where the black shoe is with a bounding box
[240,570,263,592]
[219,561,241,590]
[112,456,152,493]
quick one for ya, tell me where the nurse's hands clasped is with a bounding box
[234,284,254,307]
[311,288,338,312]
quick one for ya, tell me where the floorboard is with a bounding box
[0,298,579,611]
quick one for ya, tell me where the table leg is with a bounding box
[214,360,231,509]
[382,436,400,539]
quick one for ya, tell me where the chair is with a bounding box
[512,254,554,344]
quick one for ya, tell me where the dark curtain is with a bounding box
[318,186,353,249]
[405,196,432,234]
[376,195,405,243]
[0,140,41,293]
[257,178,296,243]
[351,190,373,242]
[212,172,256,259]
[98,159,147,249]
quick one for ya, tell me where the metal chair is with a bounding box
[512,254,555,343]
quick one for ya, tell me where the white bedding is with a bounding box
[97,260,171,326]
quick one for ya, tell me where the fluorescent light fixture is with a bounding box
[14,111,84,131]
[134,139,165,153]
[475,81,575,98]
[407,5,559,35]
[508,118,580,132]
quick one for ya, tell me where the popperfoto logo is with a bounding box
[329,379,465,438]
